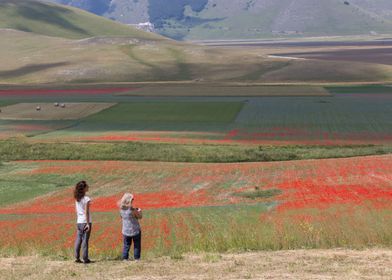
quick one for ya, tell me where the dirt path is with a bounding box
[1,249,391,280]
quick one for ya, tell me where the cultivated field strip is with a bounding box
[0,103,116,120]
[0,85,391,145]
[116,85,331,97]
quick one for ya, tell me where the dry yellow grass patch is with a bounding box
[0,103,116,120]
[1,249,391,280]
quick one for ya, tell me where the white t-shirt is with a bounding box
[75,196,91,224]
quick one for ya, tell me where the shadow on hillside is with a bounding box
[0,62,69,78]
[0,1,89,36]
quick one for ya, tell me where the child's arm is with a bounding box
[137,209,143,219]
[84,201,91,231]
[132,208,142,220]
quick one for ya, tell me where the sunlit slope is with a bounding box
[0,0,163,40]
[184,0,392,40]
[1,29,392,84]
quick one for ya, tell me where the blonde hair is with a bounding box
[118,193,134,209]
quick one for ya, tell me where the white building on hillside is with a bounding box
[128,22,155,33]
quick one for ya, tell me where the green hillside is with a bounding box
[179,0,392,40]
[0,0,163,40]
[47,0,392,40]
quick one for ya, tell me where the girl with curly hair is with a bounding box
[73,180,92,264]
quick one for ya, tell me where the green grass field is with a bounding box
[0,140,391,162]
[0,180,62,207]
[326,85,392,94]
[0,163,85,207]
[85,102,244,124]
[0,101,15,107]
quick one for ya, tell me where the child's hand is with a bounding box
[84,224,90,232]
[132,208,142,219]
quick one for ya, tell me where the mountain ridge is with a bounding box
[48,0,392,40]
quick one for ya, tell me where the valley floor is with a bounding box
[1,249,391,280]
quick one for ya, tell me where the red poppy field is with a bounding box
[0,155,391,258]
[0,85,392,258]
[0,87,136,97]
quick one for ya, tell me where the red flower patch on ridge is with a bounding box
[0,88,136,96]
[93,190,211,212]
[275,181,392,211]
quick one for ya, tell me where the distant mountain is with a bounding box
[47,0,392,40]
[0,0,163,40]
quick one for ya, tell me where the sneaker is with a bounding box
[83,259,92,264]
[74,259,82,263]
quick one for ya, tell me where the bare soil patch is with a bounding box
[276,47,392,65]
[0,103,116,120]
[118,85,330,97]
[1,249,391,280]
[198,39,392,48]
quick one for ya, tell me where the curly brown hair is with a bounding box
[74,181,88,202]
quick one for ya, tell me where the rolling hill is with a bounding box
[48,0,392,40]
[0,0,163,40]
[1,28,391,84]
[0,0,391,84]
